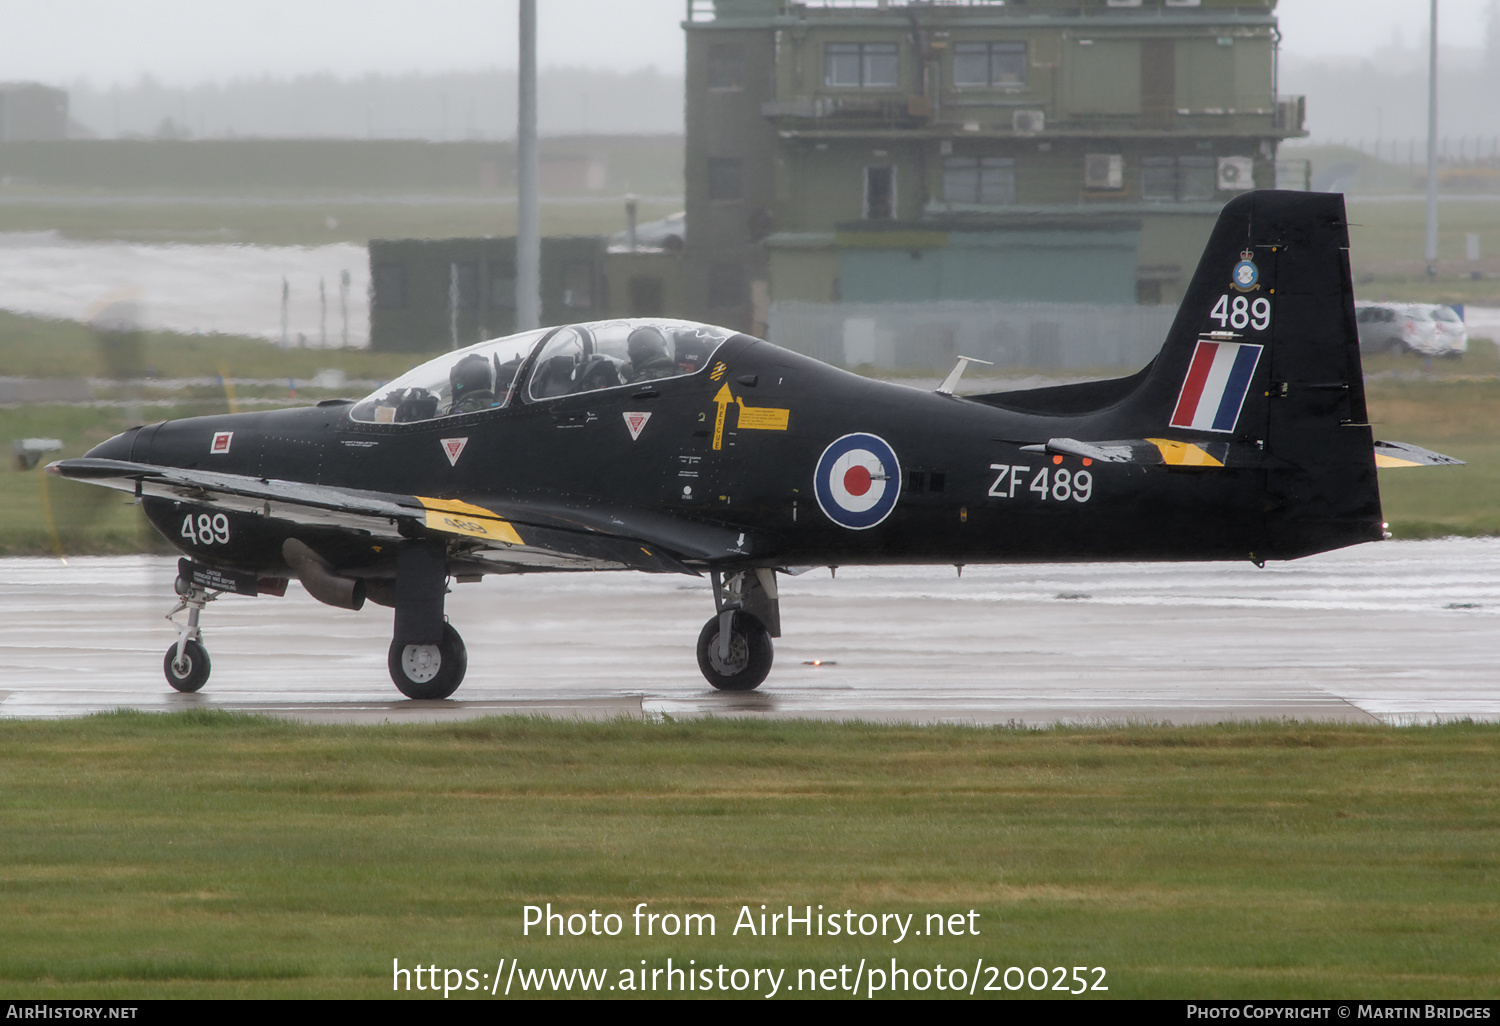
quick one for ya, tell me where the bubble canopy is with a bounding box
[349,319,735,425]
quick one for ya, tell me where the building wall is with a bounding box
[602,251,688,320]
[368,237,605,353]
[685,0,1299,327]
[1134,211,1221,308]
[0,84,67,142]
[838,229,1141,305]
[682,22,780,336]
[767,246,840,304]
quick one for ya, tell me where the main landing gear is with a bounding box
[388,622,468,700]
[385,541,466,700]
[697,569,781,691]
[280,536,469,699]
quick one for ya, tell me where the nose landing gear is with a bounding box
[163,574,218,693]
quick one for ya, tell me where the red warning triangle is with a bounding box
[622,412,651,441]
[440,437,468,466]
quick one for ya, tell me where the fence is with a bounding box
[768,300,1180,372]
[1304,136,1500,169]
[688,0,1007,18]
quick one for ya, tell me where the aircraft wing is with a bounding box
[48,457,743,576]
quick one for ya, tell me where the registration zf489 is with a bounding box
[989,465,1094,503]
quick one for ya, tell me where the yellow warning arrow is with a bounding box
[712,383,733,451]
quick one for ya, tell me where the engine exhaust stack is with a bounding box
[282,538,365,611]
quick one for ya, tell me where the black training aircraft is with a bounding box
[52,191,1456,698]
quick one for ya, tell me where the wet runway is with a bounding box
[2,538,1498,726]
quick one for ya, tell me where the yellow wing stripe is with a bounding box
[416,496,524,545]
[1146,438,1224,467]
[1374,453,1424,469]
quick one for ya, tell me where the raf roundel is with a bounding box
[814,433,901,531]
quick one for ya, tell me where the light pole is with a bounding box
[517,0,541,330]
[1425,0,1440,276]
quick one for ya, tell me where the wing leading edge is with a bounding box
[49,457,727,576]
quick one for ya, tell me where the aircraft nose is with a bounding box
[85,427,142,462]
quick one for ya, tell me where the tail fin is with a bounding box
[979,191,1382,559]
[1128,190,1380,557]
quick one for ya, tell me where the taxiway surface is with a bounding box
[2,538,1497,726]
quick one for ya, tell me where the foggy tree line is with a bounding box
[65,67,683,140]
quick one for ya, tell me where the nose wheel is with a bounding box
[163,573,219,692]
[164,639,211,693]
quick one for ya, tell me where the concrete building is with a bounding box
[367,232,685,352]
[368,237,606,352]
[0,83,67,142]
[682,0,1305,336]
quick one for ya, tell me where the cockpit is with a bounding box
[349,319,735,425]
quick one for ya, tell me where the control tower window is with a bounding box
[708,44,745,90]
[826,43,899,89]
[943,157,1016,205]
[953,42,1026,89]
[864,166,896,220]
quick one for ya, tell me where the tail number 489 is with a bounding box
[181,512,231,546]
[1210,295,1271,331]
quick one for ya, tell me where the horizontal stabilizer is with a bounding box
[1373,440,1465,468]
[1037,437,1287,470]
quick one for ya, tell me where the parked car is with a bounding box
[1417,303,1469,357]
[1354,301,1466,357]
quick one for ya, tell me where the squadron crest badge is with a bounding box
[1231,250,1260,292]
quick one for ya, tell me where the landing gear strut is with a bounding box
[163,574,217,692]
[697,569,780,691]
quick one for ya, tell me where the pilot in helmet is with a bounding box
[448,353,498,414]
[626,325,675,382]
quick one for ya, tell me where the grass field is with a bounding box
[1346,198,1500,308]
[1365,370,1500,537]
[0,311,450,555]
[0,190,682,248]
[0,309,434,382]
[0,713,1494,999]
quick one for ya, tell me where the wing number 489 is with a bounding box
[1210,294,1271,331]
[181,512,231,546]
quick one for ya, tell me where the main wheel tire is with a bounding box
[163,639,211,693]
[696,613,773,691]
[388,622,467,700]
